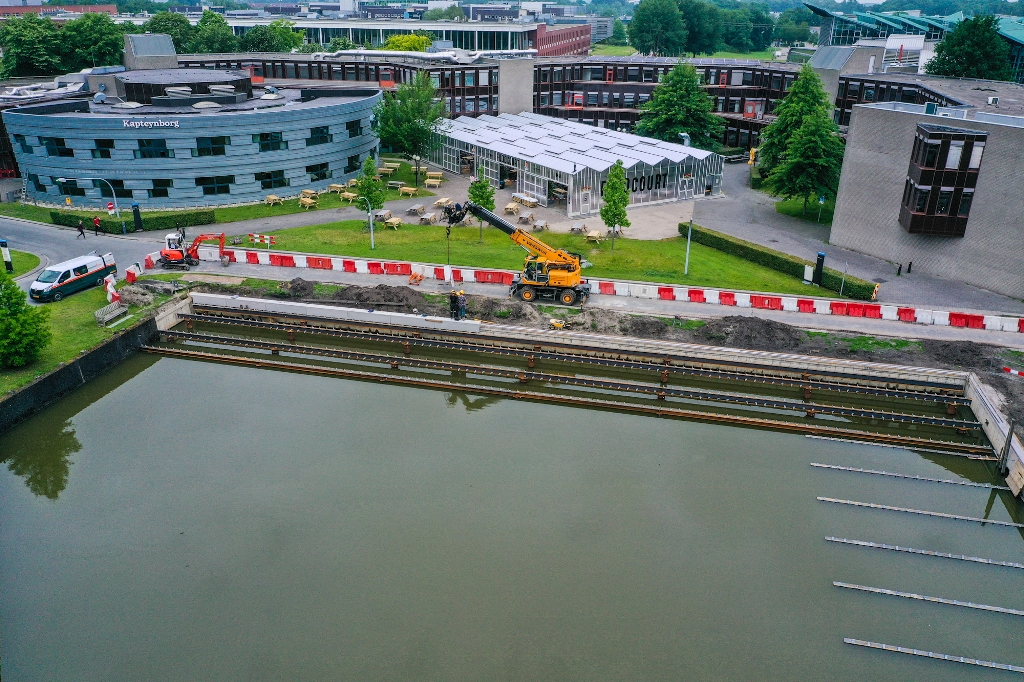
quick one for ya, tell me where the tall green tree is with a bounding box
[381,34,431,51]
[240,24,282,52]
[0,271,51,369]
[267,18,305,51]
[355,156,386,216]
[764,111,845,214]
[609,19,628,46]
[141,11,196,52]
[0,14,66,78]
[678,0,722,56]
[372,72,446,187]
[628,0,687,56]
[636,63,723,150]
[467,170,496,241]
[328,35,356,51]
[926,15,1012,81]
[62,13,127,72]
[756,63,831,175]
[185,11,238,54]
[600,160,630,251]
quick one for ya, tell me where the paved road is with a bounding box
[186,260,1024,351]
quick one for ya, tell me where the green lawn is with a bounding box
[775,195,835,225]
[0,287,170,396]
[0,160,439,227]
[262,219,820,295]
[10,250,40,277]
[592,44,636,56]
[710,48,777,60]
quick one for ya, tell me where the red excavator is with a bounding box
[158,231,226,270]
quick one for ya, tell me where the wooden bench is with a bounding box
[327,183,346,194]
[399,186,418,197]
[387,180,405,189]
[340,191,359,204]
[586,230,602,243]
[384,162,401,170]
[419,212,436,224]
[299,197,318,210]
[426,171,443,180]
[264,195,283,206]
[503,202,520,215]
[407,203,425,215]
[348,178,359,187]
[518,211,534,224]
[374,209,393,221]
[95,301,128,326]
[433,197,451,207]
[570,222,586,234]
[301,189,319,199]
[384,216,402,229]
[378,167,395,177]
[532,220,548,231]
[424,178,443,188]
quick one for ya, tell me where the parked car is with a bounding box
[29,253,116,302]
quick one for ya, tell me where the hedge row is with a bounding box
[50,209,216,235]
[679,223,877,301]
[749,165,764,190]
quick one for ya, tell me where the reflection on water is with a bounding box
[0,421,79,499]
[445,390,501,412]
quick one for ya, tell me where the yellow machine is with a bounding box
[443,201,591,306]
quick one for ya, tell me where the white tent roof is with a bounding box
[438,112,715,175]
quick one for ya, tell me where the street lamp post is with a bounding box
[361,197,375,250]
[56,176,126,234]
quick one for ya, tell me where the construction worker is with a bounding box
[448,290,458,320]
[457,290,467,320]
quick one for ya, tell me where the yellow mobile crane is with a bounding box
[443,201,591,306]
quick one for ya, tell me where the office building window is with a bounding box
[27,173,45,192]
[52,177,85,196]
[252,132,287,152]
[307,162,331,182]
[479,97,488,111]
[957,191,973,216]
[40,137,74,157]
[135,139,173,159]
[93,179,132,199]
[945,141,963,169]
[969,142,984,168]
[465,71,475,86]
[539,94,548,106]
[92,139,114,159]
[148,179,173,198]
[912,187,929,212]
[255,170,289,190]
[935,189,953,214]
[345,120,362,138]
[13,134,32,154]
[195,175,234,195]
[587,92,598,106]
[307,126,333,146]
[194,136,230,157]
[344,155,360,173]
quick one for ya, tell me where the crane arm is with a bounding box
[453,202,579,267]
[186,233,226,258]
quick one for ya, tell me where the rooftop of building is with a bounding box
[846,72,1024,116]
[116,68,247,86]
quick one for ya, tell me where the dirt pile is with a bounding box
[696,315,806,351]
[330,284,428,311]
[117,285,154,307]
[921,340,989,369]
[619,315,668,338]
[281,278,315,297]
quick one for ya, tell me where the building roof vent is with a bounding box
[987,96,999,105]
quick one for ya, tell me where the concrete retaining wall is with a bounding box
[966,375,1024,496]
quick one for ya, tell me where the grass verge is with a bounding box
[10,250,40,278]
[0,286,171,397]
[591,44,636,56]
[775,195,835,226]
[262,219,821,295]
[710,48,777,60]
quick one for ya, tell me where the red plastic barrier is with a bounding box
[599,281,615,295]
[719,292,736,306]
[658,287,675,301]
[949,312,968,328]
[1019,318,1024,333]
[246,252,259,264]
[830,301,848,316]
[797,299,815,313]
[501,272,515,285]
[125,269,137,283]
[269,254,295,267]
[367,262,384,275]
[688,289,705,303]
[864,304,882,319]
[966,314,985,329]
[847,302,865,317]
[750,295,782,310]
[476,270,506,284]
[452,269,463,282]
[306,256,332,270]
[222,250,236,263]
[383,262,410,275]
[343,260,356,273]
[144,254,155,269]
[434,267,446,280]
[897,307,916,322]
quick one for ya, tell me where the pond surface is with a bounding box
[1,355,1022,681]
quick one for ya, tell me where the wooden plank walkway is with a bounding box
[817,497,1024,528]
[811,463,1010,490]
[844,638,1024,674]
[825,537,1024,570]
[834,581,1024,616]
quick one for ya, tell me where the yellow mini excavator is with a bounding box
[443,201,591,306]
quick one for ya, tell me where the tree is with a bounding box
[381,34,431,51]
[756,63,831,175]
[296,42,324,53]
[0,14,65,78]
[62,13,127,72]
[355,156,385,217]
[678,0,722,56]
[372,71,447,187]
[185,11,239,54]
[267,18,305,51]
[635,63,723,150]
[141,11,196,52]
[926,15,1012,81]
[240,24,283,52]
[721,8,754,52]
[747,3,774,51]
[328,35,356,51]
[628,0,687,56]
[467,170,496,242]
[0,271,51,369]
[600,160,630,251]
[609,19,628,46]
[441,4,467,21]
[764,111,845,214]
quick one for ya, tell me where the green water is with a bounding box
[1,355,1022,681]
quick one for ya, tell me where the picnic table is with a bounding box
[586,230,602,243]
[374,209,393,221]
[399,186,418,197]
[387,180,405,189]
[327,183,346,194]
[570,222,586,234]
[383,162,401,170]
[518,211,534,224]
[378,167,395,177]
[348,178,359,187]
[340,191,359,204]
[532,220,548,231]
[419,212,437,224]
[512,193,539,207]
[384,217,402,229]
[434,197,452,207]
[503,202,520,215]
[424,178,443,188]
[301,189,319,199]
[264,195,283,206]
[299,197,318,210]
[426,171,443,180]
[407,203,425,215]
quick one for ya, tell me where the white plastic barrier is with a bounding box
[613,282,631,297]
[354,260,369,274]
[293,257,307,268]
[781,297,798,312]
[331,257,348,270]
[412,264,431,277]
[915,309,934,325]
[461,269,476,282]
[984,315,1003,331]
[673,287,688,302]
[813,299,832,315]
[705,289,720,305]
[629,284,657,299]
[197,247,220,261]
[933,311,950,326]
[735,292,751,308]
[256,251,271,266]
[881,305,898,321]
[1003,318,1022,333]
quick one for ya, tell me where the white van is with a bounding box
[30,253,116,302]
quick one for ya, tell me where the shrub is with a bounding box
[0,271,51,368]
[749,165,763,190]
[50,209,216,234]
[679,223,876,300]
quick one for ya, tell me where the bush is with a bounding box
[49,209,216,234]
[0,271,51,368]
[749,165,763,190]
[679,223,877,300]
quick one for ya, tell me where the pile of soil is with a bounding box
[696,315,805,351]
[619,315,668,338]
[921,340,989,369]
[117,285,154,307]
[330,284,429,311]
[280,278,315,297]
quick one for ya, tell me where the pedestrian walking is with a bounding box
[76,220,85,239]
[93,216,101,236]
[448,290,458,320]
[457,291,467,320]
